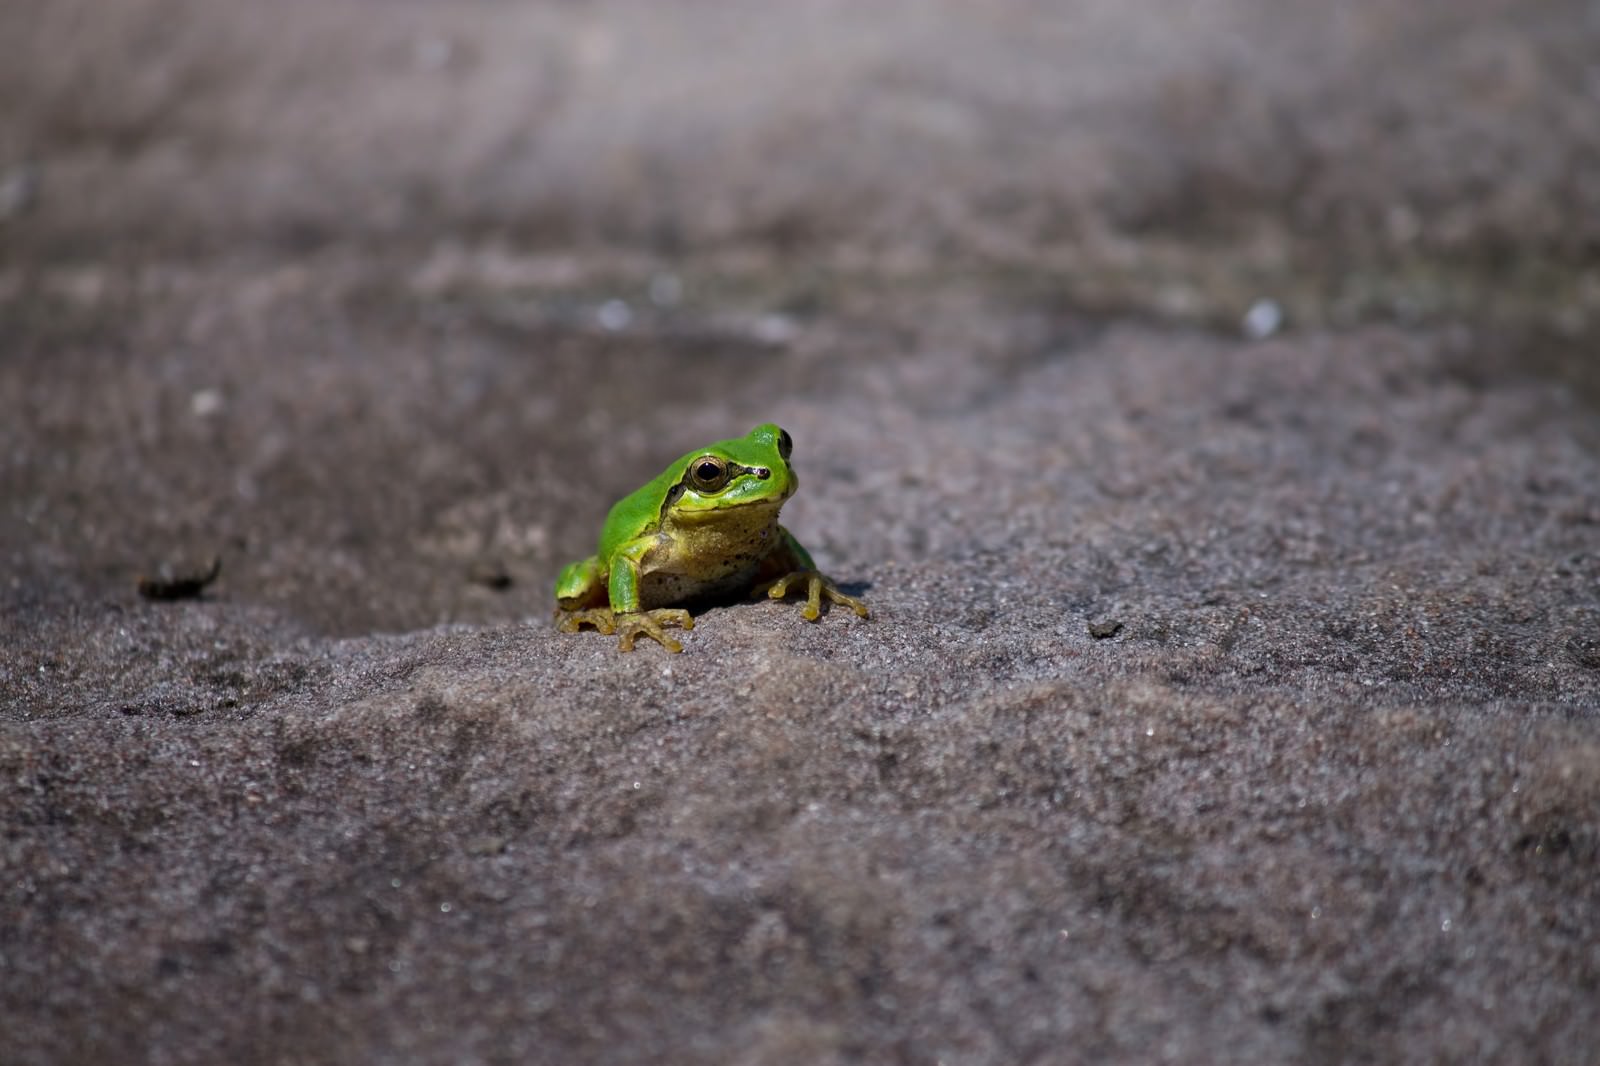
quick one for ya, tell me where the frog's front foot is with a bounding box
[755,570,869,621]
[615,609,694,653]
[556,607,618,635]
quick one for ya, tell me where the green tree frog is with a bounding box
[554,423,868,652]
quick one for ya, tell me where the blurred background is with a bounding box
[5,0,1598,278]
[4,0,1598,632]
[6,0,1597,636]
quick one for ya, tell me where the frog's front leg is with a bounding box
[609,536,694,653]
[753,525,869,621]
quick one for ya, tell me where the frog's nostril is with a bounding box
[756,467,771,479]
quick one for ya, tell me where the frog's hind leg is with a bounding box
[556,556,606,608]
[555,556,615,633]
[557,607,618,635]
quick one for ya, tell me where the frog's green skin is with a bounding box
[554,423,868,652]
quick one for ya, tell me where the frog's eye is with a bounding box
[776,429,793,461]
[689,455,730,493]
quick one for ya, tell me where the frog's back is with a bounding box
[596,462,679,563]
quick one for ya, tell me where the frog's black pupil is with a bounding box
[778,430,793,459]
[697,462,720,482]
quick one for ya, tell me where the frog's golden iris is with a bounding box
[554,424,867,652]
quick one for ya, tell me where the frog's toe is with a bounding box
[615,609,693,653]
[822,583,870,619]
[802,575,823,620]
[557,607,617,635]
[755,573,798,601]
[650,608,694,633]
[759,570,868,622]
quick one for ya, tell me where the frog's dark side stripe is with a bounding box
[656,461,771,524]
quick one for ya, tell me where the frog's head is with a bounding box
[665,423,797,522]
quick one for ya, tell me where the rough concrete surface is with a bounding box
[3,2,1599,1064]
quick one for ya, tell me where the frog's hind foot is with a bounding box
[755,570,870,621]
[616,609,694,653]
[556,607,618,635]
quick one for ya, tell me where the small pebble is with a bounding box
[596,299,632,331]
[466,836,509,856]
[191,388,224,418]
[1242,299,1284,340]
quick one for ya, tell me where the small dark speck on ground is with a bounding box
[467,559,514,591]
[135,556,222,601]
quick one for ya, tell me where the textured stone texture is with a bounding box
[3,2,1598,1064]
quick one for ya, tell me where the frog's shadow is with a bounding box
[681,579,874,618]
